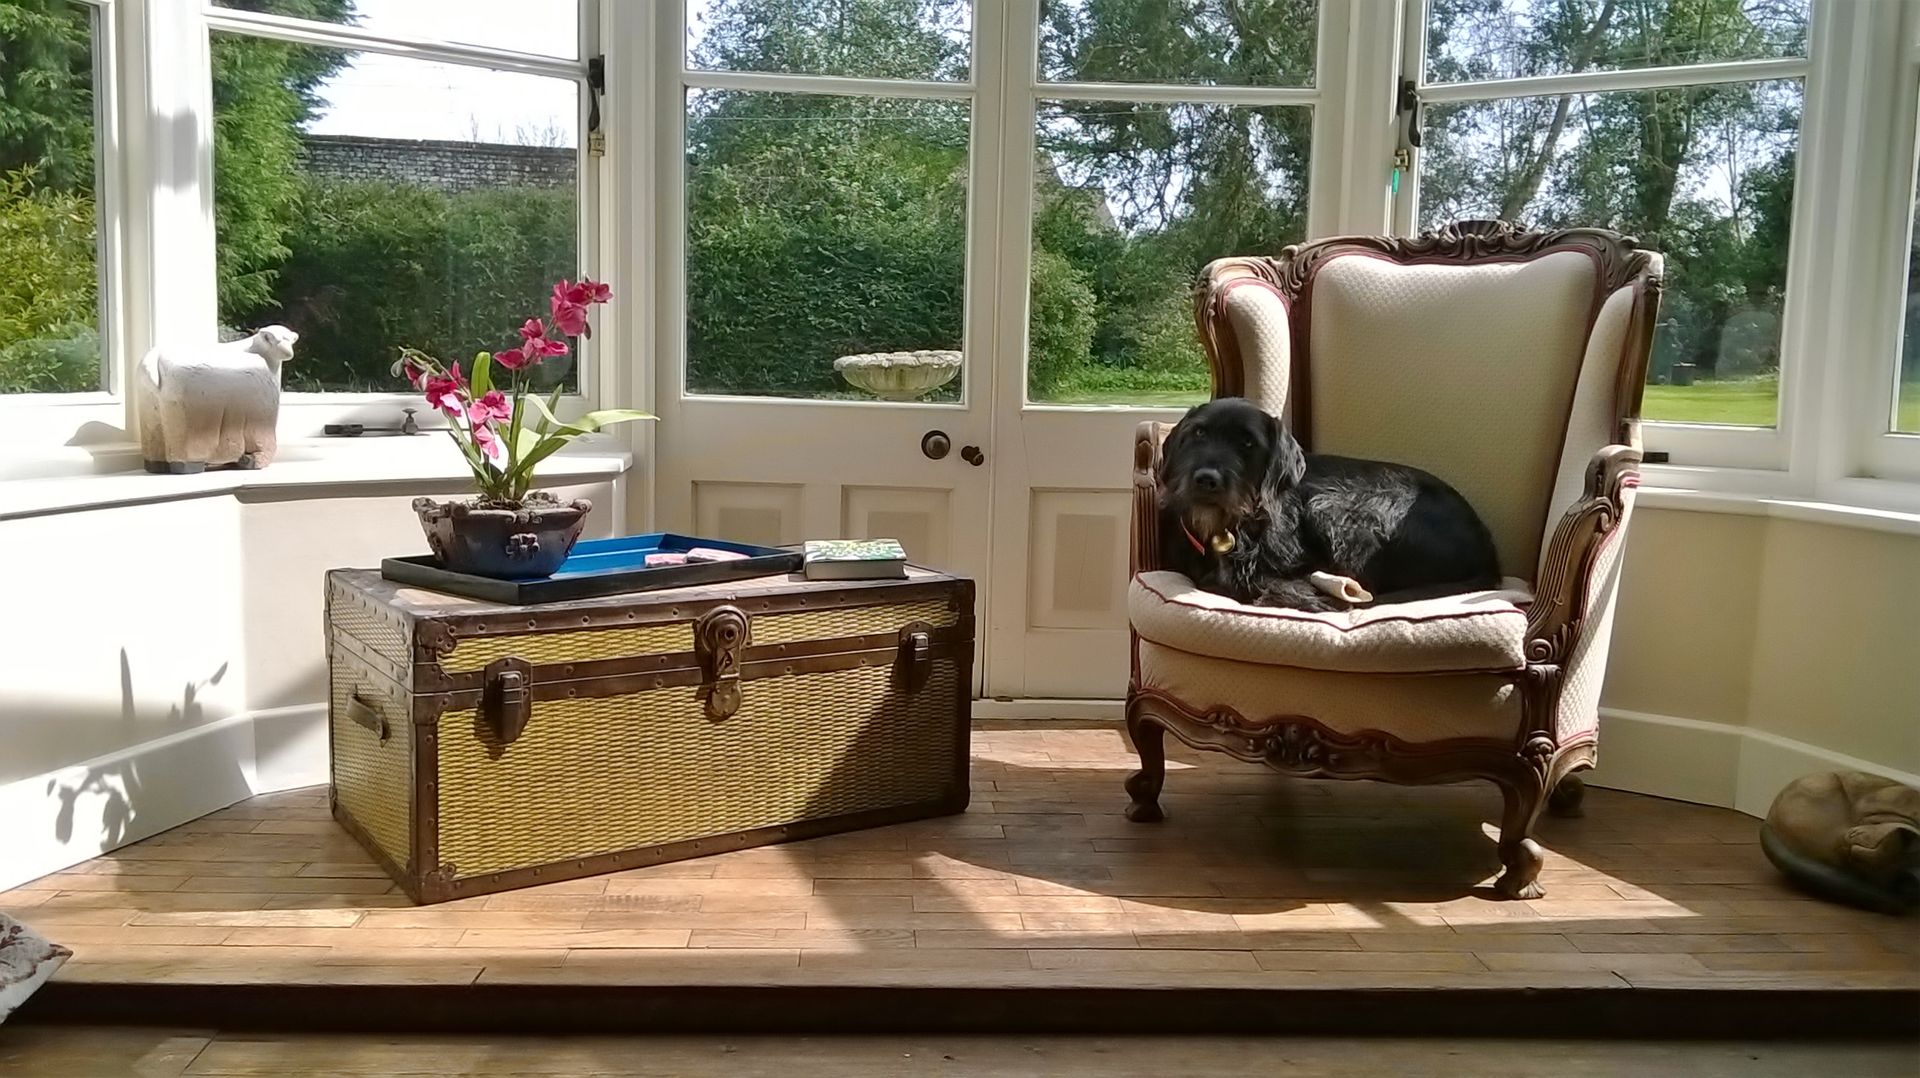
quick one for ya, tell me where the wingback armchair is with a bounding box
[1125,220,1663,899]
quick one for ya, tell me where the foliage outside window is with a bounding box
[1028,0,1317,407]
[683,1,973,402]
[210,1,581,394]
[1419,0,1809,428]
[0,0,104,395]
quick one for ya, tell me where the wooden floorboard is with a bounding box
[4,1028,1918,1078]
[5,723,1917,1035]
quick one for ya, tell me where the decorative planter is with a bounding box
[412,494,591,580]
[834,350,961,401]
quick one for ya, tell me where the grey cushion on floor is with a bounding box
[0,913,71,1024]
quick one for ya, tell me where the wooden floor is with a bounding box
[5,1028,1918,1078]
[4,724,1917,1033]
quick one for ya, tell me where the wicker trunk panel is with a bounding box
[435,660,961,879]
[327,585,410,668]
[328,652,414,871]
[750,599,957,646]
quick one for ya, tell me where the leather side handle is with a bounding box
[346,691,389,743]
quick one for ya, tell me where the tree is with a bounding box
[210,1,355,323]
[0,0,93,192]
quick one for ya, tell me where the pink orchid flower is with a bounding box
[470,418,504,461]
[519,318,569,358]
[494,346,529,370]
[423,362,466,416]
[579,278,612,304]
[467,389,511,426]
[550,295,589,337]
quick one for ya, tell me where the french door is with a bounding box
[646,1,1371,701]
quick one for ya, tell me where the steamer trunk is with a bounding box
[324,567,974,904]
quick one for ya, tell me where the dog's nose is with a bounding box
[1194,468,1222,492]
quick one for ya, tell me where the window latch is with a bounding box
[1396,77,1423,149]
[587,55,606,157]
[325,408,423,438]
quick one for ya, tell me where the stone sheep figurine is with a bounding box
[135,326,298,473]
[1762,770,1920,915]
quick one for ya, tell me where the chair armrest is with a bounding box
[1132,420,1174,576]
[1524,442,1641,664]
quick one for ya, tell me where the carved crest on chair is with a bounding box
[1257,219,1661,302]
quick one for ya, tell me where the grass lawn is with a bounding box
[1051,368,1920,432]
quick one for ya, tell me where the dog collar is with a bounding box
[1181,522,1235,556]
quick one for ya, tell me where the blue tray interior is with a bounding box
[543,532,793,580]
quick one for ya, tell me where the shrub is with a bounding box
[0,168,99,392]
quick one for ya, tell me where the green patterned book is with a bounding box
[802,538,908,580]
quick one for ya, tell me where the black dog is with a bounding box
[1157,397,1500,612]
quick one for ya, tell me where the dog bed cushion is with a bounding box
[1129,571,1534,674]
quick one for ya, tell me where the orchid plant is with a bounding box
[394,279,652,506]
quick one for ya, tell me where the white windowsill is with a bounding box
[0,436,633,521]
[1637,484,1920,538]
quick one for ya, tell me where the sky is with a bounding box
[299,0,581,145]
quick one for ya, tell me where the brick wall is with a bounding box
[297,134,574,193]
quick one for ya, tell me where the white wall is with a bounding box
[0,468,621,891]
[1590,505,1920,816]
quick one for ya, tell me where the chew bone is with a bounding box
[1309,571,1373,604]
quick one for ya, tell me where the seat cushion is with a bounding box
[1135,640,1524,744]
[1129,571,1534,674]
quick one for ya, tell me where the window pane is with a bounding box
[1028,101,1310,407]
[687,0,971,82]
[685,90,970,402]
[1040,0,1316,87]
[213,0,579,58]
[212,36,581,393]
[1426,0,1807,84]
[1420,80,1801,427]
[1901,147,1920,435]
[0,0,103,395]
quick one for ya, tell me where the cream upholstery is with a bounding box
[1130,571,1534,674]
[1543,283,1637,578]
[1137,641,1522,744]
[1552,487,1636,743]
[1215,276,1292,417]
[1305,252,1595,578]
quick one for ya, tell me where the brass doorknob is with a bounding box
[961,445,984,466]
[921,430,951,460]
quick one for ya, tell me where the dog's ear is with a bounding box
[1262,411,1306,496]
[1155,406,1197,486]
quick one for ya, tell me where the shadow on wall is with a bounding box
[42,650,231,853]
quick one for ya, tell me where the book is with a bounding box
[802,538,908,580]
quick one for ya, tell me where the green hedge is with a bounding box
[229,177,577,392]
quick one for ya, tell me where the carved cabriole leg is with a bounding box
[1123,699,1167,823]
[1494,768,1550,899]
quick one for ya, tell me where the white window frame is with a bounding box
[1852,0,1920,486]
[1391,0,1814,475]
[3,0,606,457]
[0,0,130,448]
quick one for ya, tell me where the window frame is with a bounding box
[0,0,129,444]
[1855,0,1920,484]
[2,0,605,456]
[202,0,605,435]
[1392,0,1816,474]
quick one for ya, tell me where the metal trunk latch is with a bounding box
[696,606,750,721]
[483,656,534,745]
[898,621,934,694]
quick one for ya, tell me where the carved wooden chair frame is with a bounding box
[1124,220,1663,898]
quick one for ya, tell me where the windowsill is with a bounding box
[1637,483,1920,538]
[0,436,633,521]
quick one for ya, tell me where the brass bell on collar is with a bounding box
[1209,531,1236,555]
